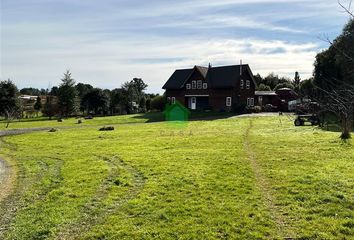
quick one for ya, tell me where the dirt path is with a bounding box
[244,119,296,239]
[0,158,16,203]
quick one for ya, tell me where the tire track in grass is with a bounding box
[0,136,64,238]
[0,156,64,238]
[55,155,146,240]
[244,119,296,239]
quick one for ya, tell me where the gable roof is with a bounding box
[163,64,256,89]
[162,68,193,89]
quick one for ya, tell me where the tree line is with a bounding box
[0,71,165,123]
[254,72,314,98]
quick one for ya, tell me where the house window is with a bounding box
[197,80,202,89]
[247,98,254,107]
[167,97,171,103]
[240,80,244,89]
[203,83,208,89]
[258,96,263,105]
[171,97,176,104]
[186,84,191,89]
[246,80,250,89]
[226,97,232,107]
[192,81,196,89]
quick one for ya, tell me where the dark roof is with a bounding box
[162,68,193,89]
[163,64,255,89]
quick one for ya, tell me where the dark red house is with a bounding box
[163,64,257,111]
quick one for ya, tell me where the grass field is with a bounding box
[0,115,353,239]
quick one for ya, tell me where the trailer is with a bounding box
[294,114,320,126]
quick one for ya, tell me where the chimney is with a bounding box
[240,59,243,76]
[208,62,212,69]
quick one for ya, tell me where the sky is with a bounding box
[0,0,352,93]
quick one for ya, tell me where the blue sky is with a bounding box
[0,0,352,93]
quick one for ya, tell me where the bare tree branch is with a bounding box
[338,0,354,18]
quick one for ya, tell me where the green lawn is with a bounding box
[0,116,353,239]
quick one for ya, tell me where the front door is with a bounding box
[191,97,196,110]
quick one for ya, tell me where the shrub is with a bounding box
[49,128,58,132]
[77,119,83,124]
[99,126,114,131]
[150,95,165,111]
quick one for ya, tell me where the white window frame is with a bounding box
[192,81,196,89]
[240,79,244,89]
[171,97,176,104]
[197,80,202,89]
[247,98,254,107]
[203,83,208,89]
[226,97,232,107]
[186,84,191,89]
[246,80,250,89]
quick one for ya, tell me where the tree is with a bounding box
[81,88,110,115]
[314,15,354,139]
[293,72,301,93]
[57,70,78,117]
[299,78,315,98]
[257,83,272,91]
[253,73,263,86]
[121,78,148,114]
[42,95,59,119]
[20,87,41,96]
[0,80,20,127]
[34,96,42,110]
[150,95,165,111]
[0,80,20,115]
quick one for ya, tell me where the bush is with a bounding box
[150,95,165,111]
[99,126,115,131]
[49,128,58,132]
[77,119,83,124]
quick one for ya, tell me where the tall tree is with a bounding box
[0,79,20,116]
[0,80,20,127]
[314,18,354,139]
[81,88,110,115]
[57,70,78,117]
[121,78,148,113]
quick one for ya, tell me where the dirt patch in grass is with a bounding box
[244,119,296,239]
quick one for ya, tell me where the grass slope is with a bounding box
[0,116,353,239]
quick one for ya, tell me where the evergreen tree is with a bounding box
[57,70,78,117]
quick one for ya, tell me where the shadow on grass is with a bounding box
[132,111,235,123]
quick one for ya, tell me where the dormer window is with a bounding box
[240,80,244,89]
[203,83,208,89]
[192,81,196,89]
[197,80,202,89]
[246,80,250,89]
[186,84,191,89]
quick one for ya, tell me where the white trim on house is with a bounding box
[247,97,254,106]
[186,84,191,89]
[197,80,202,89]
[192,81,196,89]
[226,97,232,107]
